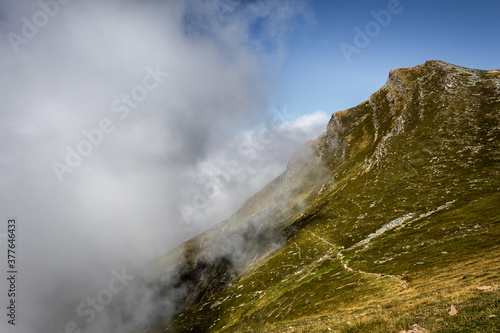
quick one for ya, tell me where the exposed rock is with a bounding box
[325,113,345,158]
[449,304,458,316]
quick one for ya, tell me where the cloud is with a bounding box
[178,109,329,232]
[0,1,319,332]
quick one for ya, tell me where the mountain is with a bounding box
[142,60,500,332]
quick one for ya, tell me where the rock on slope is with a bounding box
[144,60,500,332]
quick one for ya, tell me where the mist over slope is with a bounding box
[0,1,322,333]
[135,60,500,332]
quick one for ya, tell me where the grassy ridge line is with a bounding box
[145,61,499,332]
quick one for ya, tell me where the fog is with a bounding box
[0,1,328,332]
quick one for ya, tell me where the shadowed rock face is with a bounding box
[139,61,499,333]
[184,256,235,308]
[326,113,345,158]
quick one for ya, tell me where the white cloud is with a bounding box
[0,1,317,332]
[179,110,329,231]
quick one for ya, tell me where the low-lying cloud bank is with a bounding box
[0,1,327,332]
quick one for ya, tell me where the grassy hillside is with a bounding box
[144,61,500,333]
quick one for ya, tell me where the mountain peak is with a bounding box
[141,61,499,333]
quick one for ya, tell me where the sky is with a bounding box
[0,0,498,332]
[280,0,500,116]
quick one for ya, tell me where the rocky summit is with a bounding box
[141,61,499,332]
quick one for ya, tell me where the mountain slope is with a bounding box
[145,60,500,332]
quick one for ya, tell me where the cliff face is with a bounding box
[145,61,500,332]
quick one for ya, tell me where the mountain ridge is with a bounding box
[141,60,499,332]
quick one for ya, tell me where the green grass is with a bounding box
[339,289,500,333]
[144,61,500,333]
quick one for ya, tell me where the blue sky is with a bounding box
[278,0,500,117]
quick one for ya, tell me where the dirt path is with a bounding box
[305,230,407,292]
